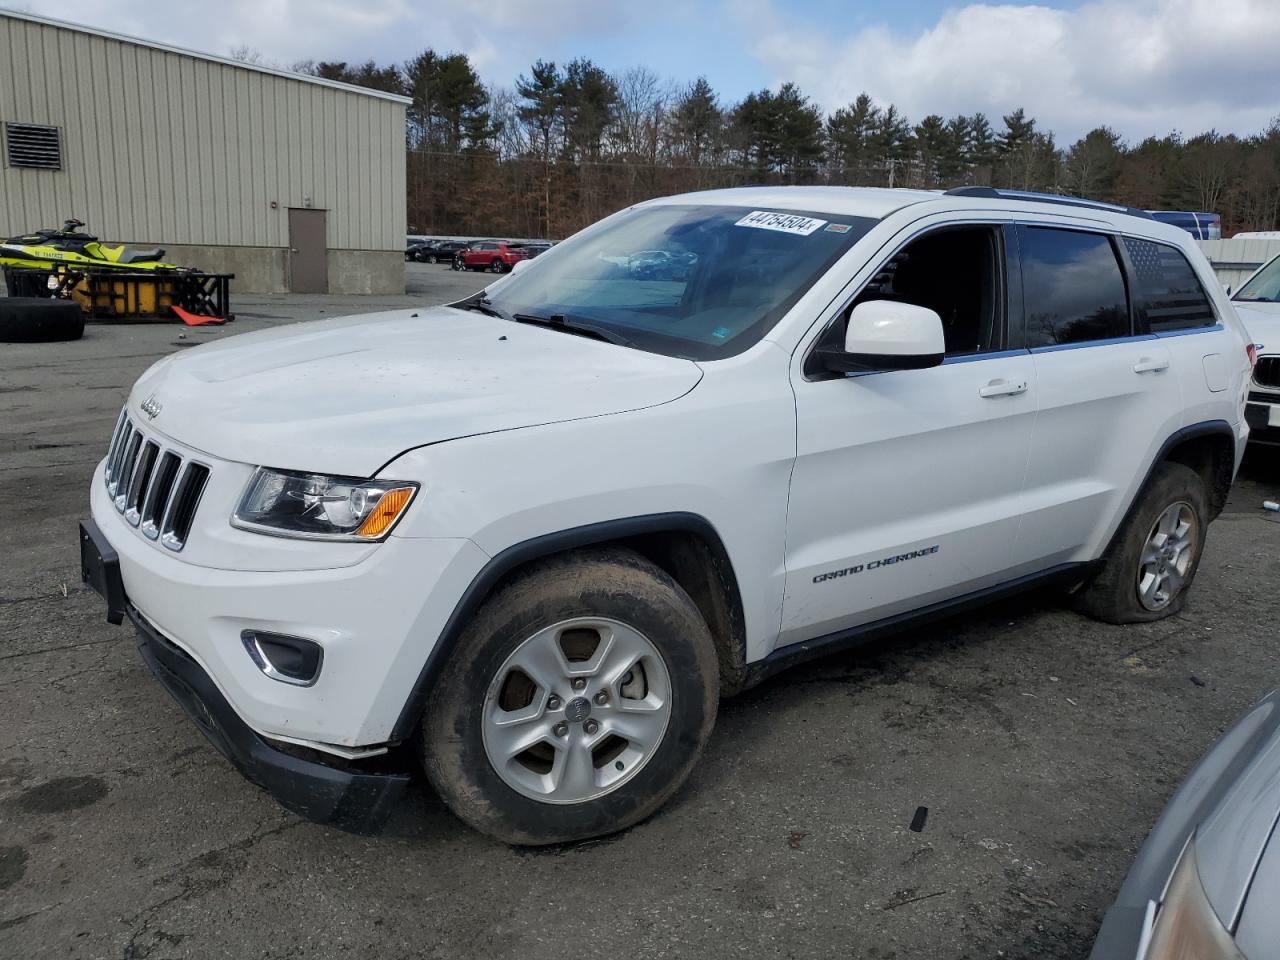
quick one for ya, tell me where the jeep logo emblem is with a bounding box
[564,697,591,723]
[140,395,162,420]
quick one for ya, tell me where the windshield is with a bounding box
[482,204,876,359]
[1236,255,1280,302]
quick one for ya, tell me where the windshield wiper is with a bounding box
[455,292,511,320]
[513,313,637,348]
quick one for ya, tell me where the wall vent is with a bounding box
[5,122,62,170]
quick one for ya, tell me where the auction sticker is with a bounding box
[735,210,827,236]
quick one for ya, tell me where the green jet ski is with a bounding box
[0,218,179,271]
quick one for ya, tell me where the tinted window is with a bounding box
[484,204,874,360]
[1122,237,1216,332]
[1019,227,1129,347]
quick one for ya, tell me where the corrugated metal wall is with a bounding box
[0,14,406,252]
[1199,238,1280,291]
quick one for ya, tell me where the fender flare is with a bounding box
[1100,418,1237,559]
[388,511,743,742]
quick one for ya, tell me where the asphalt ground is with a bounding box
[2,261,1279,959]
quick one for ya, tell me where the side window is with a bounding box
[1019,227,1130,348]
[845,225,1004,357]
[1122,237,1217,333]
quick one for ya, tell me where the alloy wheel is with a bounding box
[1136,501,1198,611]
[481,617,672,804]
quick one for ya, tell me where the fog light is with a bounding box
[241,630,323,687]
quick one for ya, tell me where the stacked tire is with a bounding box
[0,298,84,343]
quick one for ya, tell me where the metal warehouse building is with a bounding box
[0,11,408,294]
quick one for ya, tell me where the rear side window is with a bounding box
[1122,237,1217,332]
[1019,227,1130,348]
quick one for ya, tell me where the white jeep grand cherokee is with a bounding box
[80,186,1255,844]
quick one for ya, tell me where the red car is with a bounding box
[454,240,530,273]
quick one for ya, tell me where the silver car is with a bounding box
[1091,690,1280,959]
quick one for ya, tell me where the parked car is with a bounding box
[1090,690,1280,959]
[455,240,529,273]
[1147,210,1222,240]
[405,240,430,262]
[1232,251,1280,445]
[523,241,553,258]
[80,186,1253,845]
[420,240,469,265]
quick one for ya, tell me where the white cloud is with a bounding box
[23,0,665,85]
[731,0,1280,142]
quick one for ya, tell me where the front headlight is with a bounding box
[231,468,418,541]
[1142,836,1245,960]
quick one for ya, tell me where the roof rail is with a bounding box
[944,186,1154,220]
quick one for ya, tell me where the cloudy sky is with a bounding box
[10,0,1280,143]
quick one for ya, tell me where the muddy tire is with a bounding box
[0,298,84,343]
[421,547,719,845]
[1074,462,1208,624]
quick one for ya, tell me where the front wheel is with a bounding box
[451,257,463,271]
[428,254,438,264]
[1074,461,1208,623]
[421,548,720,845]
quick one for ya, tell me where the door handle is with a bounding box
[1133,357,1170,374]
[979,379,1028,398]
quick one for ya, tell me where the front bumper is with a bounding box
[89,458,489,746]
[130,601,409,832]
[1245,395,1280,445]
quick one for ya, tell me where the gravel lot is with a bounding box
[2,262,1279,959]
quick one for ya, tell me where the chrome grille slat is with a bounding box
[102,408,209,551]
[103,410,128,488]
[106,423,134,497]
[113,433,143,511]
[124,442,159,526]
[140,452,181,540]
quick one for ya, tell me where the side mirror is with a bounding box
[817,300,945,374]
[1225,284,1233,297]
[510,258,533,277]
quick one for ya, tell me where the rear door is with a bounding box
[1014,224,1183,567]
[1122,235,1231,427]
[780,221,1039,646]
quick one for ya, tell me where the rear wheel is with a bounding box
[428,254,438,264]
[1074,462,1208,623]
[421,548,719,845]
[490,258,505,274]
[451,257,463,271]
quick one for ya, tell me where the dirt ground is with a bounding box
[2,262,1279,959]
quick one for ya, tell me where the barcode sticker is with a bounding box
[734,211,828,236]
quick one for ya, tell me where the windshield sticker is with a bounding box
[711,326,732,340]
[735,211,828,236]
[825,223,853,234]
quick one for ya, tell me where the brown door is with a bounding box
[288,208,328,293]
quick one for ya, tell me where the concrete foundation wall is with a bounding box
[327,249,406,296]
[160,245,404,295]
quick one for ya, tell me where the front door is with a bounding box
[288,208,328,294]
[780,223,1038,647]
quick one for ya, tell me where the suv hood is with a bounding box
[1235,301,1280,351]
[128,307,702,476]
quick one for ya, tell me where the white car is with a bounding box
[80,186,1255,844]
[1231,251,1280,445]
